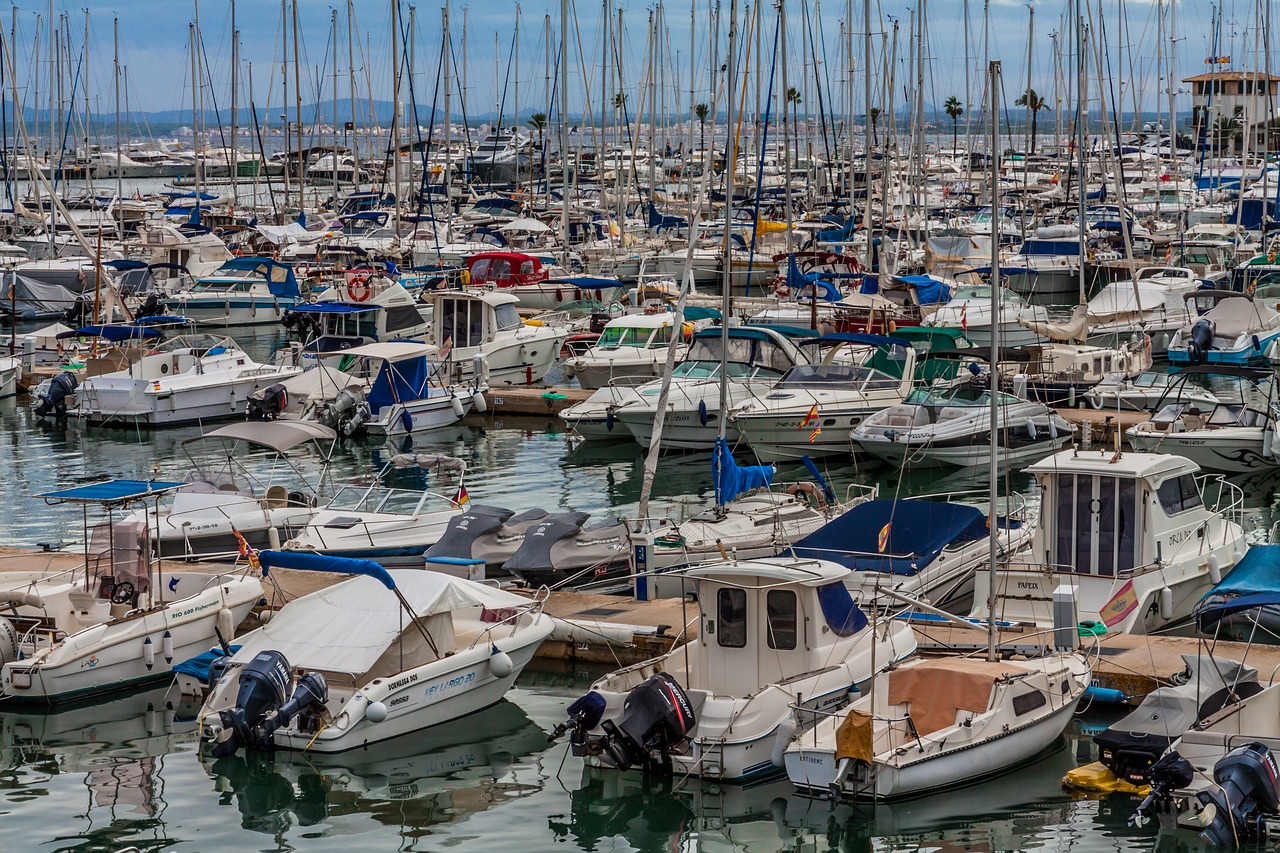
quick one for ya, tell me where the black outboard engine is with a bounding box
[62,295,90,325]
[596,673,696,772]
[33,372,78,418]
[134,291,163,320]
[1187,318,1216,364]
[207,650,329,757]
[1196,743,1280,846]
[550,690,608,755]
[1131,750,1196,828]
[247,384,288,421]
[281,309,321,341]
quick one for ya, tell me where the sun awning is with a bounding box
[314,341,436,362]
[40,479,185,506]
[181,421,337,453]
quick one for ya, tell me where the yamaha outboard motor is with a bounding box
[596,673,696,772]
[1187,318,1216,365]
[247,384,288,421]
[33,372,78,418]
[206,650,328,757]
[1196,743,1280,846]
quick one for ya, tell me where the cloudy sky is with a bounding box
[2,0,1265,122]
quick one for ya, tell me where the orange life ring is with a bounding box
[347,274,372,302]
[786,482,825,507]
[774,282,791,298]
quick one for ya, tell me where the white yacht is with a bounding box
[425,289,568,386]
[562,311,693,390]
[162,258,304,326]
[921,283,1048,348]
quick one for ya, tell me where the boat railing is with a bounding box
[465,596,546,650]
[1197,473,1245,526]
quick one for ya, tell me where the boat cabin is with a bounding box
[429,289,524,351]
[466,252,549,288]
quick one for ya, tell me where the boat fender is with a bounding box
[162,630,174,665]
[143,637,155,670]
[770,711,799,768]
[401,409,414,433]
[1253,334,1262,352]
[472,391,487,413]
[366,700,388,723]
[1208,554,1223,585]
[698,399,709,427]
[490,647,515,678]
[145,703,159,736]
[1159,587,1174,621]
[451,394,465,418]
[605,409,616,432]
[1086,389,1103,410]
[268,526,282,550]
[0,617,17,667]
[216,607,236,641]
[1048,418,1059,440]
[472,355,489,384]
[1025,418,1037,440]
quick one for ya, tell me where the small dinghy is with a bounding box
[200,550,554,755]
[502,511,631,587]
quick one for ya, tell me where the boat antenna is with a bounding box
[987,59,1001,664]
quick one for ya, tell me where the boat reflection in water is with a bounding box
[200,698,550,835]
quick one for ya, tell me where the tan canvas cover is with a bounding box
[888,657,1025,737]
[834,709,875,764]
[1018,303,1089,343]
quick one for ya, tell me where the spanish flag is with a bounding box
[799,404,819,430]
[1101,580,1139,628]
[877,522,892,553]
[454,485,470,507]
[231,527,260,569]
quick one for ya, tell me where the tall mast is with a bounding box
[718,0,738,452]
[986,58,1001,664]
[860,0,871,236]
[281,0,290,209]
[443,2,452,204]
[190,21,201,199]
[331,8,339,201]
[291,0,303,209]
[113,16,121,234]
[559,0,570,262]
[391,0,401,230]
[348,0,359,178]
[230,0,238,203]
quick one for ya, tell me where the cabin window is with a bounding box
[766,590,798,650]
[716,588,747,648]
[1157,475,1204,515]
[439,299,484,348]
[384,305,424,334]
[1012,690,1047,716]
[492,303,523,332]
[1053,474,1138,576]
[519,260,536,276]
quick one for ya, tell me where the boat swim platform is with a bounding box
[1052,407,1149,449]
[1,545,1269,695]
[469,385,591,417]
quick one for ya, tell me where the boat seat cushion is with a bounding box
[888,658,1026,737]
[882,406,926,428]
[935,406,971,422]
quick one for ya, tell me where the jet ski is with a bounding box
[424,506,553,577]
[502,511,630,587]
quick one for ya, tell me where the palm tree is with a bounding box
[1214,116,1241,152]
[944,96,963,153]
[868,107,882,148]
[785,87,802,152]
[1014,88,1051,154]
[694,103,710,152]
[526,113,548,151]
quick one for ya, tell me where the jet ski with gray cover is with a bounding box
[503,511,630,587]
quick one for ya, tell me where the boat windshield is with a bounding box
[598,324,671,349]
[325,485,453,515]
[776,363,899,389]
[684,335,795,374]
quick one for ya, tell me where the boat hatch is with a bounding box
[1047,472,1141,577]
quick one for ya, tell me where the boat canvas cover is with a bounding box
[1107,654,1258,739]
[713,437,774,505]
[276,364,365,400]
[1204,544,1280,597]
[230,570,531,675]
[1089,282,1169,322]
[1201,297,1280,338]
[790,499,989,576]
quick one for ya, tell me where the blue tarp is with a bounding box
[367,356,433,415]
[790,499,992,576]
[287,302,378,314]
[551,276,624,290]
[257,549,397,590]
[40,479,184,504]
[785,255,843,302]
[57,325,163,341]
[817,583,869,637]
[713,437,774,505]
[894,274,952,305]
[1021,240,1082,256]
[1198,592,1280,632]
[212,257,300,299]
[103,259,148,271]
[683,306,721,322]
[1203,545,1280,597]
[174,644,241,685]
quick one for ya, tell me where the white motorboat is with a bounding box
[612,325,812,451]
[970,448,1247,635]
[311,341,482,436]
[551,557,919,782]
[1086,267,1201,355]
[852,377,1075,469]
[783,649,1091,800]
[1126,366,1280,473]
[1002,227,1085,305]
[558,382,648,440]
[1082,370,1220,413]
[161,258,304,326]
[728,333,923,463]
[1167,290,1280,368]
[124,421,337,559]
[0,480,261,704]
[73,335,302,427]
[200,550,553,755]
[284,275,431,355]
[0,356,18,399]
[562,310,694,390]
[921,283,1048,348]
[425,289,568,386]
[282,454,468,566]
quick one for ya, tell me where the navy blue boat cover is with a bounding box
[790,499,989,576]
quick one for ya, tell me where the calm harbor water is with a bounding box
[2,324,1279,851]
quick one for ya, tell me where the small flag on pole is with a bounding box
[438,336,454,359]
[960,302,968,332]
[231,527,260,569]
[877,522,892,553]
[808,424,822,443]
[453,485,470,506]
[799,404,819,430]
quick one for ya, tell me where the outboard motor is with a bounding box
[1131,750,1196,828]
[589,673,696,773]
[205,650,329,757]
[1187,318,1216,365]
[247,384,288,421]
[1196,743,1280,846]
[134,291,163,320]
[33,372,78,418]
[62,295,90,325]
[550,690,608,755]
[322,387,369,435]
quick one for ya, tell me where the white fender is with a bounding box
[1025,418,1037,440]
[451,395,465,418]
[0,617,17,667]
[1208,554,1223,585]
[489,648,514,678]
[472,391,487,413]
[145,704,159,736]
[1048,418,1059,440]
[366,700,388,723]
[1159,587,1174,621]
[161,630,174,664]
[143,636,155,670]
[770,710,799,768]
[216,607,236,642]
[267,526,282,550]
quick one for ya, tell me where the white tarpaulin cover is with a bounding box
[1088,282,1169,322]
[1202,297,1280,338]
[255,223,320,246]
[232,570,531,675]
